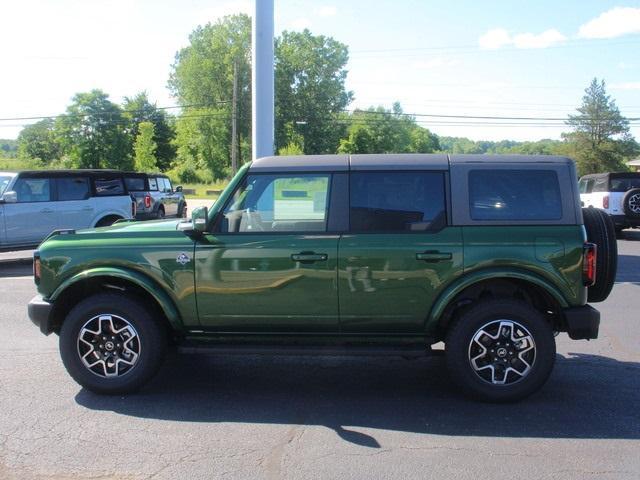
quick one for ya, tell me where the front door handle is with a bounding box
[291,252,328,263]
[416,251,452,262]
[40,208,54,214]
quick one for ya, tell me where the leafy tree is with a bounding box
[275,29,352,154]
[565,78,638,175]
[16,119,60,163]
[0,139,18,158]
[338,103,438,154]
[123,92,176,171]
[56,90,131,170]
[169,14,251,177]
[133,122,158,171]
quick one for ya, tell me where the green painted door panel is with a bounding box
[195,234,339,332]
[337,227,464,333]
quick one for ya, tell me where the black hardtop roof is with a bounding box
[17,169,123,177]
[249,153,574,172]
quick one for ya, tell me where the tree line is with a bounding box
[9,14,639,180]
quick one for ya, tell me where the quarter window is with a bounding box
[93,177,125,196]
[13,177,52,202]
[220,174,330,233]
[469,170,562,221]
[57,177,90,201]
[349,172,446,232]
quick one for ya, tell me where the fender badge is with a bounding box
[176,252,191,265]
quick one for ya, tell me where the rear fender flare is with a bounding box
[426,268,569,332]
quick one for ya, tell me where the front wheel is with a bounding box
[445,299,556,402]
[59,293,167,394]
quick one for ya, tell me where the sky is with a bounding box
[1,0,640,142]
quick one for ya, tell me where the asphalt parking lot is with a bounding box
[0,235,638,480]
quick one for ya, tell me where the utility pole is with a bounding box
[252,0,274,160]
[231,60,238,174]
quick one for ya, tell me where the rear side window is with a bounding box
[57,177,90,201]
[592,176,608,192]
[93,177,125,196]
[148,177,158,191]
[350,172,446,232]
[610,177,640,192]
[469,170,562,221]
[125,177,146,191]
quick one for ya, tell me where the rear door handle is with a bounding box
[416,251,452,262]
[40,208,54,214]
[291,252,328,263]
[82,207,93,211]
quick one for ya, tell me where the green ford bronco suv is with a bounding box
[28,154,617,402]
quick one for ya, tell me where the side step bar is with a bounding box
[177,343,444,358]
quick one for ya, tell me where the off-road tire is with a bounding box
[623,188,640,219]
[156,206,165,219]
[59,293,167,395]
[446,298,556,402]
[95,215,122,227]
[582,208,617,302]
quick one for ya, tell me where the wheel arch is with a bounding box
[427,269,569,336]
[48,268,182,334]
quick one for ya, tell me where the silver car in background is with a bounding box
[0,170,136,249]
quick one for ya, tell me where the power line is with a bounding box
[0,102,229,123]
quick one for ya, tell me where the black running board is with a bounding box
[177,343,443,358]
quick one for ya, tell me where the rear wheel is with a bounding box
[95,215,122,227]
[582,208,617,302]
[446,299,556,402]
[59,293,167,394]
[156,206,165,219]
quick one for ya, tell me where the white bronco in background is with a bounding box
[0,170,135,249]
[579,172,640,235]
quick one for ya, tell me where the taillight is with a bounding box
[583,242,597,286]
[603,195,609,209]
[33,251,41,284]
[144,195,151,209]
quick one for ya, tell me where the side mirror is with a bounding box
[176,185,183,193]
[1,191,17,203]
[191,206,209,233]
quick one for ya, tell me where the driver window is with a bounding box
[220,174,330,233]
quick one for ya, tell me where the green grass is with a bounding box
[0,157,44,171]
[179,181,230,199]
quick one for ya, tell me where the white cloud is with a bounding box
[315,5,337,17]
[412,57,459,69]
[479,28,566,49]
[578,7,640,39]
[512,29,566,49]
[611,82,640,90]
[289,17,311,30]
[478,28,512,49]
[618,62,635,70]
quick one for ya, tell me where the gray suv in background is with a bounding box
[0,170,136,249]
[124,173,186,220]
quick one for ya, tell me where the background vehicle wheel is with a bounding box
[95,215,123,227]
[582,208,617,302]
[445,299,556,402]
[177,202,186,218]
[59,293,167,394]
[156,207,165,219]
[623,188,640,219]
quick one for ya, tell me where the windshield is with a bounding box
[0,175,15,195]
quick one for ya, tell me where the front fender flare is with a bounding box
[50,267,182,329]
[426,268,569,332]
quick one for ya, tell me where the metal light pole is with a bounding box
[252,0,275,160]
